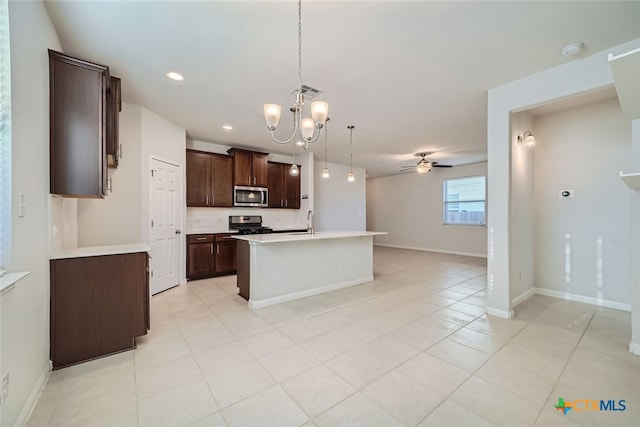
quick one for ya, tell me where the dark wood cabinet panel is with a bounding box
[267,161,301,209]
[186,233,237,280]
[252,153,269,187]
[187,242,215,278]
[211,154,233,207]
[215,241,236,274]
[228,149,269,187]
[268,162,285,208]
[186,151,212,206]
[186,150,232,207]
[106,76,121,169]
[50,252,149,369]
[49,49,110,198]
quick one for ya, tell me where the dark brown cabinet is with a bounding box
[106,76,121,168]
[49,50,121,198]
[228,148,268,187]
[186,234,237,280]
[267,161,301,209]
[50,251,149,369]
[186,150,233,207]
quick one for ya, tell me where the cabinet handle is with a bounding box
[285,199,288,207]
[216,244,220,254]
[197,237,207,241]
[253,176,256,185]
[210,244,213,255]
[248,175,251,184]
[206,195,209,205]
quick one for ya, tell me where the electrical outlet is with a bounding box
[2,372,9,401]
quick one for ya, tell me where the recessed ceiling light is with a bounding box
[560,42,585,58]
[166,71,184,81]
[222,124,233,132]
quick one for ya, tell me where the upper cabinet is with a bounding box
[186,149,233,207]
[48,49,121,198]
[106,76,121,168]
[267,161,301,209]
[227,148,268,187]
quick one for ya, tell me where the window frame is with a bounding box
[442,175,487,226]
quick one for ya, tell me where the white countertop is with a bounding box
[232,230,387,244]
[186,229,238,235]
[50,243,151,260]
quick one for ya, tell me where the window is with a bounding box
[443,175,486,225]
[0,0,11,272]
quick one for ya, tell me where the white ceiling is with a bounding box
[43,1,640,178]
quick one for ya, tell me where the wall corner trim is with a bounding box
[486,307,514,319]
[14,361,51,427]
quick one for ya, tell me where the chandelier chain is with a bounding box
[297,0,302,92]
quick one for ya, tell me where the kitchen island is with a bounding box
[234,231,386,309]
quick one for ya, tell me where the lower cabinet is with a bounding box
[187,234,237,280]
[50,251,149,369]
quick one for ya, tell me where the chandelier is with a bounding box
[263,0,328,147]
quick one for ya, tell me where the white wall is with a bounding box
[314,161,366,232]
[486,37,640,318]
[509,112,535,302]
[366,162,487,257]
[2,2,61,426]
[77,103,143,246]
[533,98,631,305]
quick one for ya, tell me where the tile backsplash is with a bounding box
[187,207,305,233]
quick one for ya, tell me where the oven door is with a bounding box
[234,186,268,207]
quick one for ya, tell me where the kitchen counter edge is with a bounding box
[232,231,387,244]
[50,243,151,260]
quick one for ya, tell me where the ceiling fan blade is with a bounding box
[432,164,453,168]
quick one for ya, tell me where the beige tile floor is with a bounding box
[26,247,640,426]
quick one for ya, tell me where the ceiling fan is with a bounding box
[400,152,453,174]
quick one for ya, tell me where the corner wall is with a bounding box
[366,162,487,256]
[533,98,631,307]
[2,1,61,426]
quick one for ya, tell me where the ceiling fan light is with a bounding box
[417,163,430,174]
[264,104,281,130]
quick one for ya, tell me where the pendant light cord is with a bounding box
[297,0,302,93]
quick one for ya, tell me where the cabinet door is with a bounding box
[232,150,252,186]
[215,241,236,273]
[49,50,109,198]
[211,154,233,207]
[284,165,301,209]
[267,162,284,208]
[187,242,215,278]
[252,153,269,187]
[106,76,121,169]
[186,151,212,206]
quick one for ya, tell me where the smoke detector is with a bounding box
[560,42,585,58]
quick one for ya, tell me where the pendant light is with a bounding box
[322,118,330,179]
[347,125,355,182]
[290,140,299,176]
[263,0,328,146]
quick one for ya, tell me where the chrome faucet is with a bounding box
[307,210,314,234]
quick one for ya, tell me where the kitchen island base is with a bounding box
[235,232,385,309]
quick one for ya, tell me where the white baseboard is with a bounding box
[512,287,537,307]
[179,278,187,286]
[373,243,487,258]
[14,361,51,427]
[533,287,631,312]
[629,342,640,355]
[248,275,374,309]
[486,307,514,319]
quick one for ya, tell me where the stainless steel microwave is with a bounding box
[234,186,268,207]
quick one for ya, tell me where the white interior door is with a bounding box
[150,158,181,295]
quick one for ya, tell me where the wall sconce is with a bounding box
[517,131,536,148]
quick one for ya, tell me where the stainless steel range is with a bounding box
[228,215,273,235]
